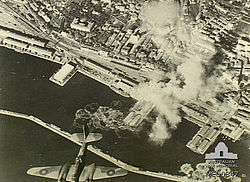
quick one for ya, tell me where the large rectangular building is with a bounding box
[0,28,46,47]
[28,45,53,57]
[2,38,28,49]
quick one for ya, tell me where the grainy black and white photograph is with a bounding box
[0,0,249,182]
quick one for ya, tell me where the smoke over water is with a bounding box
[149,115,171,145]
[131,55,207,145]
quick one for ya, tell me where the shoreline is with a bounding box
[0,108,186,182]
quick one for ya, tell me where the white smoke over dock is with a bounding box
[131,55,206,145]
[133,0,238,145]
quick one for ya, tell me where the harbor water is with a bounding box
[0,47,249,182]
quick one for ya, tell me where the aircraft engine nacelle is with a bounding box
[57,163,71,182]
[81,163,96,182]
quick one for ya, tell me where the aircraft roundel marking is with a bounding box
[107,169,115,176]
[39,168,49,175]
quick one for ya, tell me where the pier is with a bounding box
[123,100,155,128]
[49,62,77,86]
[0,109,186,182]
[0,26,134,97]
[182,102,249,154]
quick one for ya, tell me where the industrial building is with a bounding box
[70,18,94,32]
[0,27,56,60]
[3,37,28,49]
[28,44,53,57]
[1,37,54,58]
[0,28,46,47]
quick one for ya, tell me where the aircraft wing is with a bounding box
[27,165,128,181]
[0,110,185,182]
[90,166,128,180]
[27,166,61,180]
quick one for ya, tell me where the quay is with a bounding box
[0,109,186,182]
[0,26,134,97]
[0,27,64,65]
[182,102,250,154]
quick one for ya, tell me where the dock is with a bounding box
[182,102,249,154]
[123,100,154,128]
[49,62,77,86]
[186,126,220,154]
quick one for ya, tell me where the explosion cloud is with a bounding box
[140,0,191,50]
[131,55,206,139]
[133,0,239,145]
[149,115,171,145]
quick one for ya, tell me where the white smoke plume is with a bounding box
[131,55,211,145]
[131,55,205,127]
[132,55,238,145]
[149,115,171,145]
[199,70,239,101]
[135,0,238,145]
[140,0,180,31]
[176,55,204,100]
[140,0,191,51]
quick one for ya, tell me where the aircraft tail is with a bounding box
[71,133,102,143]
